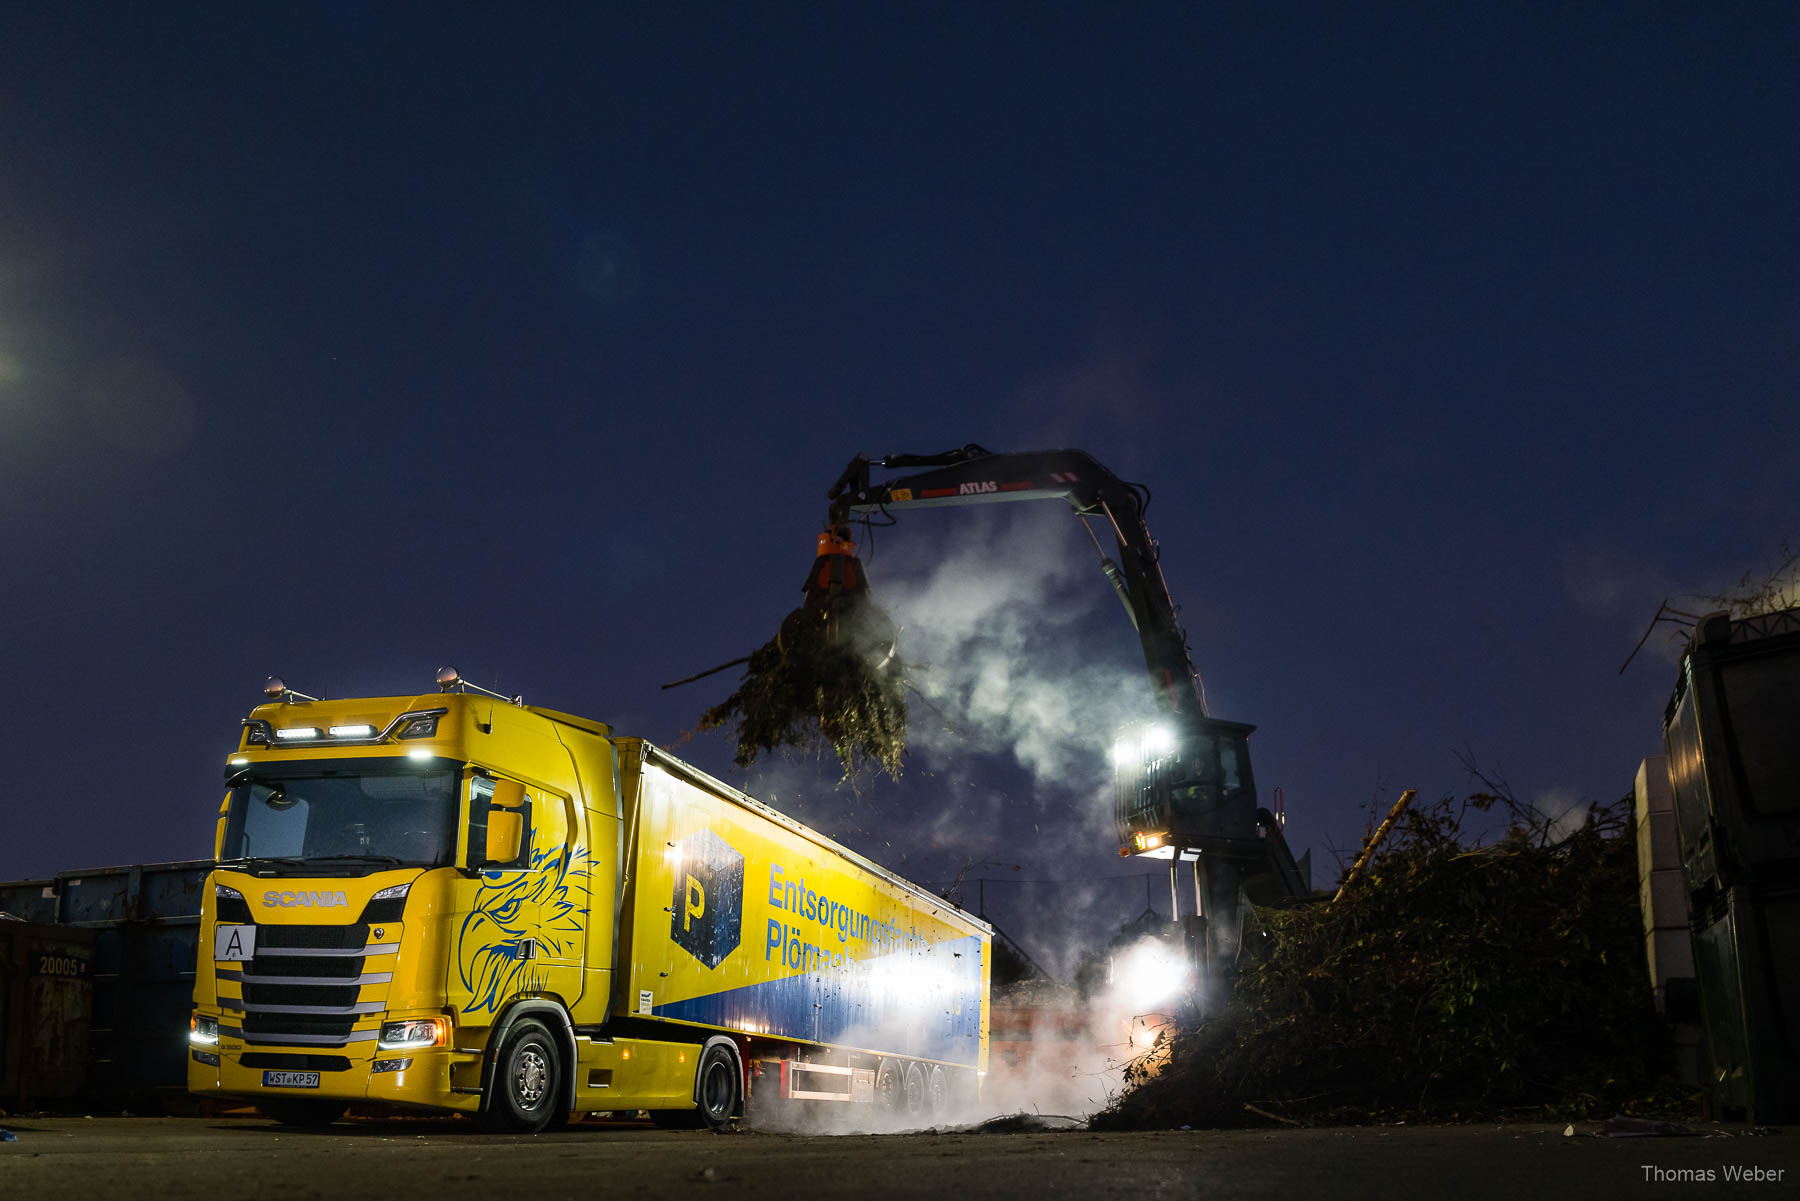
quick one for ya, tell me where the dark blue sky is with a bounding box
[3,5,1795,961]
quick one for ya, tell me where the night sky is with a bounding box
[3,5,1795,967]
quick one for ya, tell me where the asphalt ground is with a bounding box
[0,1115,1794,1201]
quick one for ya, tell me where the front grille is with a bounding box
[243,982,362,1008]
[220,920,397,1047]
[259,924,370,950]
[243,954,365,979]
[239,1053,352,1072]
[243,1012,357,1040]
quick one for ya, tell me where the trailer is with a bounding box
[188,676,989,1130]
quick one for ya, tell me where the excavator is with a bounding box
[813,444,1309,999]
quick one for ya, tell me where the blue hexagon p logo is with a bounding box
[670,829,743,969]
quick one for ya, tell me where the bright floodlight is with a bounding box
[1119,939,1187,1006]
[1140,724,1175,758]
[1111,738,1137,768]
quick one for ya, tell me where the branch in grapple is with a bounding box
[698,530,910,779]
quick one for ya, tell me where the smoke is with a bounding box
[876,506,1154,830]
[739,938,1182,1135]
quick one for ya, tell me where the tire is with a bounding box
[873,1058,903,1117]
[481,1017,564,1133]
[262,1099,347,1127]
[693,1042,741,1132]
[650,1044,740,1131]
[901,1061,926,1120]
[925,1065,948,1119]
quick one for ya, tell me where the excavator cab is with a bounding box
[1112,716,1260,857]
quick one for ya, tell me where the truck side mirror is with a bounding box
[482,779,528,866]
[484,810,524,865]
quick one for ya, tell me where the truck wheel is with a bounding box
[262,1099,347,1127]
[694,1042,741,1132]
[873,1058,903,1116]
[925,1065,948,1118]
[482,1017,563,1133]
[901,1061,926,1119]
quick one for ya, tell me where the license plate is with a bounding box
[263,1070,320,1089]
[215,925,256,962]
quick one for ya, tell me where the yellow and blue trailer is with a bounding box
[187,685,990,1130]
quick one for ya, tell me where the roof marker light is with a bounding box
[229,756,248,766]
[407,748,434,761]
[329,724,376,738]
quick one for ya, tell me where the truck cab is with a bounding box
[190,689,620,1127]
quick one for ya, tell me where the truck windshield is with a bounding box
[221,766,460,870]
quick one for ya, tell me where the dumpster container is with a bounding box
[54,861,209,1105]
[0,879,59,924]
[1663,605,1800,1122]
[0,922,95,1105]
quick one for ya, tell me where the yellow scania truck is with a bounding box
[187,672,990,1131]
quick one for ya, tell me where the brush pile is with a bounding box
[699,585,910,780]
[1096,790,1690,1129]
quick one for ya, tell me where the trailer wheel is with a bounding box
[482,1017,563,1133]
[925,1065,948,1118]
[873,1058,903,1116]
[262,1099,347,1127]
[694,1042,741,1132]
[901,1061,926,1119]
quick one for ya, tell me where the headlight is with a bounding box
[378,1017,447,1050]
[215,883,244,901]
[190,1013,219,1046]
[370,883,411,901]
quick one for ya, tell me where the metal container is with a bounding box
[1663,606,1800,1122]
[0,922,96,1105]
[51,861,209,1105]
[0,879,59,924]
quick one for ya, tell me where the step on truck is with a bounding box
[188,671,990,1130]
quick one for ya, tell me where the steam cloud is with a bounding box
[878,507,1155,833]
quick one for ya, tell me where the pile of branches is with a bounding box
[699,594,910,780]
[1097,789,1688,1129]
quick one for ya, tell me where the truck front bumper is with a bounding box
[187,1037,481,1113]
